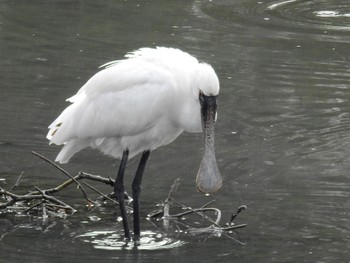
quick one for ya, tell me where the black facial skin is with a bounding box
[199,92,217,124]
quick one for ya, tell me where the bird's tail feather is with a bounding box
[55,139,89,163]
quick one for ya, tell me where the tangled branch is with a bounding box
[148,179,247,241]
[0,152,247,241]
[0,152,126,217]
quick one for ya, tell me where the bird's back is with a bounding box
[48,47,203,163]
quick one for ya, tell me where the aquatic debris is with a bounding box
[0,151,247,243]
[148,178,247,243]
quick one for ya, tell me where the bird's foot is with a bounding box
[133,234,141,246]
[123,236,131,244]
[123,231,131,243]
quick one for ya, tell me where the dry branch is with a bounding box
[0,152,246,242]
[0,153,126,217]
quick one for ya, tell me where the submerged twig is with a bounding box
[1,152,247,243]
[163,177,180,220]
[147,178,247,243]
[170,198,222,226]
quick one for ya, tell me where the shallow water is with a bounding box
[1,0,350,262]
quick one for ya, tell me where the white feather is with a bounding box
[47,47,219,163]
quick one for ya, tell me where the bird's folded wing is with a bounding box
[48,61,176,145]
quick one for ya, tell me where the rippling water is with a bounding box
[1,0,350,262]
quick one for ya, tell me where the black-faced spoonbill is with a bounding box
[47,47,222,241]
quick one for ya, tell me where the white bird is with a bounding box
[47,47,222,241]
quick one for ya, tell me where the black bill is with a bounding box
[196,93,223,194]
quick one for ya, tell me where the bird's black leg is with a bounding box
[114,149,130,241]
[132,150,150,242]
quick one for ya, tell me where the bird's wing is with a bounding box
[48,60,177,145]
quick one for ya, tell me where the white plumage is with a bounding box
[47,47,222,240]
[47,47,219,164]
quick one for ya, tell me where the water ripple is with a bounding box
[197,0,350,41]
[76,230,186,250]
[266,0,350,31]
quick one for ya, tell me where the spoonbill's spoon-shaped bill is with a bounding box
[196,93,222,194]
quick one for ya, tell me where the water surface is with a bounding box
[1,0,350,262]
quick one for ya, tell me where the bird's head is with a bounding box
[195,63,223,195]
[195,63,220,97]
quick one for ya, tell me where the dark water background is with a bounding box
[1,0,349,262]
